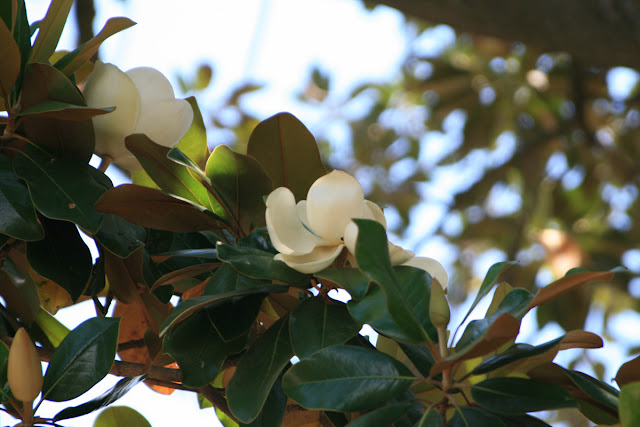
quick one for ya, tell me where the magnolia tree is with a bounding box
[1,1,640,427]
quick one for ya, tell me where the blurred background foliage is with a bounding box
[76,0,639,392]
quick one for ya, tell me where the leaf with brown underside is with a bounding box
[95,184,223,233]
[615,354,640,388]
[527,270,614,311]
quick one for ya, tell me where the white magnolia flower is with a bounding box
[83,60,194,170]
[265,170,448,288]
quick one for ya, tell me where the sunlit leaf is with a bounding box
[460,261,517,327]
[29,0,72,63]
[619,382,640,427]
[93,406,151,427]
[174,96,208,168]
[246,112,326,201]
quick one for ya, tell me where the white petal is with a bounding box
[134,99,193,147]
[112,154,142,171]
[364,200,387,229]
[126,67,175,103]
[266,187,326,255]
[389,242,413,265]
[402,256,449,289]
[83,61,140,159]
[306,170,365,242]
[343,220,359,256]
[275,244,344,274]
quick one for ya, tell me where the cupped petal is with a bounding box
[266,187,326,255]
[402,256,449,289]
[134,99,194,147]
[364,200,387,229]
[306,170,365,242]
[275,244,344,274]
[343,220,359,256]
[389,242,414,265]
[126,67,175,103]
[83,61,140,159]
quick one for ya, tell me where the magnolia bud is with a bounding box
[429,279,450,329]
[8,328,43,402]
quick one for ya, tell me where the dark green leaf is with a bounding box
[0,259,40,324]
[281,345,415,412]
[416,408,445,427]
[0,341,11,402]
[26,218,92,302]
[217,242,311,285]
[153,248,218,260]
[398,342,435,378]
[471,377,576,414]
[323,412,348,427]
[352,219,436,343]
[563,368,619,411]
[54,375,146,421]
[470,336,564,376]
[95,214,146,258]
[43,317,120,401]
[0,155,44,241]
[289,297,360,359]
[450,407,507,427]
[207,292,266,342]
[241,377,286,427]
[500,414,551,427]
[205,144,273,233]
[162,307,246,388]
[126,134,211,209]
[19,100,114,120]
[315,268,371,300]
[246,112,326,201]
[460,261,517,327]
[227,316,293,423]
[204,263,279,295]
[11,0,31,94]
[29,0,73,63]
[345,402,413,427]
[13,145,110,232]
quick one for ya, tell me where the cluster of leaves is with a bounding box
[2,0,640,426]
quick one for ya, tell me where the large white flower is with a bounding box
[265,170,448,288]
[83,60,194,170]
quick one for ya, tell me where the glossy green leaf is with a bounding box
[470,336,564,376]
[204,263,277,295]
[154,248,218,260]
[352,219,436,343]
[55,17,136,76]
[29,0,72,63]
[398,342,435,378]
[174,96,208,168]
[471,377,576,414]
[163,307,246,388]
[242,378,286,427]
[282,345,415,412]
[26,218,92,302]
[289,297,360,359]
[0,341,11,402]
[13,145,110,233]
[125,134,211,209]
[216,242,311,285]
[0,16,20,99]
[619,382,640,427]
[11,0,31,93]
[94,214,146,258]
[315,268,371,300]
[34,308,69,347]
[21,63,95,162]
[460,260,517,327]
[455,288,532,353]
[345,402,414,427]
[54,376,145,421]
[167,147,209,183]
[416,408,445,427]
[19,100,114,120]
[93,406,151,427]
[499,415,551,427]
[0,260,40,324]
[0,155,44,240]
[43,317,120,401]
[227,316,293,423]
[94,184,223,233]
[205,144,273,233]
[450,407,507,427]
[563,368,619,411]
[246,112,326,201]
[206,292,266,342]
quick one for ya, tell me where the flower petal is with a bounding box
[266,187,326,255]
[83,61,140,160]
[112,154,142,171]
[389,242,413,265]
[343,220,359,256]
[134,99,194,147]
[364,200,387,229]
[275,244,344,274]
[402,256,449,289]
[306,170,365,242]
[126,67,175,103]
